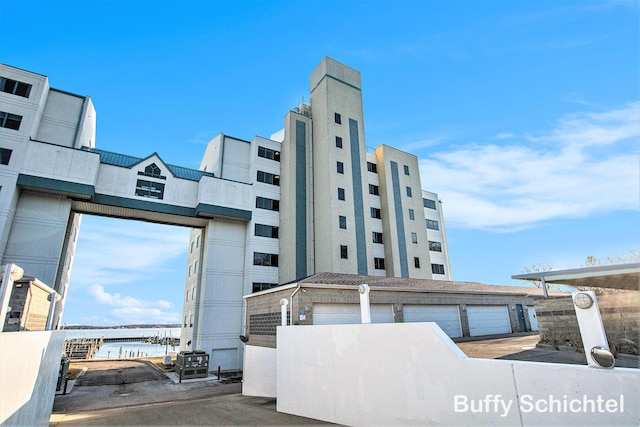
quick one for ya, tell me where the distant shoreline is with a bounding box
[62,324,181,330]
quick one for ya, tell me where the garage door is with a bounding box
[467,305,512,337]
[313,304,394,325]
[402,305,462,338]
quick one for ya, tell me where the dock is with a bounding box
[63,337,104,360]
[62,335,180,360]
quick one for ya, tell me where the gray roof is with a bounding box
[296,272,566,297]
[82,147,215,182]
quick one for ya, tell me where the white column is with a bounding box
[358,284,371,324]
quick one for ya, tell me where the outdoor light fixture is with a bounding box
[590,346,615,368]
[9,265,23,281]
[573,292,594,309]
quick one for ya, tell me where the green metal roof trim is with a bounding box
[17,174,95,198]
[93,194,252,221]
[195,203,252,220]
[82,147,215,181]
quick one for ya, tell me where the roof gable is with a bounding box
[82,147,215,182]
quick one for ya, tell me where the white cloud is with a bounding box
[400,135,449,152]
[66,218,190,324]
[494,132,515,139]
[71,218,190,286]
[420,102,639,232]
[88,284,180,325]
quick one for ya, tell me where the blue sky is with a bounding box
[1,0,637,326]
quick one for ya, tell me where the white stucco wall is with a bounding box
[276,323,639,426]
[1,193,73,287]
[242,345,277,397]
[0,330,65,426]
[35,90,85,147]
[21,141,100,186]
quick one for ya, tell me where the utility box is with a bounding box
[176,351,209,379]
[3,276,60,332]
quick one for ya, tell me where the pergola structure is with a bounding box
[512,263,640,297]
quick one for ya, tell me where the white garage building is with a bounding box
[243,272,558,349]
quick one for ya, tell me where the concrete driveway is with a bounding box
[51,360,330,426]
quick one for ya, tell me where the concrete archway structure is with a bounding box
[0,64,254,370]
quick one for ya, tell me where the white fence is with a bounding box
[271,323,639,426]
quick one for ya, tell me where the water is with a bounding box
[63,327,182,359]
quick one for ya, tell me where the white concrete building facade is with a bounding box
[278,57,451,284]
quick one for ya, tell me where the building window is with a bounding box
[190,314,194,327]
[404,165,410,175]
[336,136,343,148]
[337,161,344,174]
[372,232,384,244]
[432,264,445,275]
[340,245,348,259]
[371,207,381,219]
[368,184,379,196]
[414,257,421,268]
[257,170,280,186]
[253,252,279,267]
[367,162,377,173]
[339,215,347,229]
[190,241,194,253]
[429,241,442,252]
[186,289,190,301]
[255,224,279,238]
[423,198,437,209]
[256,196,280,211]
[0,111,22,131]
[196,235,201,247]
[338,188,345,200]
[135,179,165,199]
[188,265,192,277]
[408,209,415,220]
[256,196,280,212]
[0,148,12,165]
[138,163,166,179]
[184,316,187,328]
[426,219,439,230]
[194,260,199,273]
[192,287,196,300]
[0,77,31,98]
[374,257,386,270]
[252,282,279,292]
[258,146,280,161]
[335,112,342,124]
[406,186,412,197]
[411,232,418,244]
